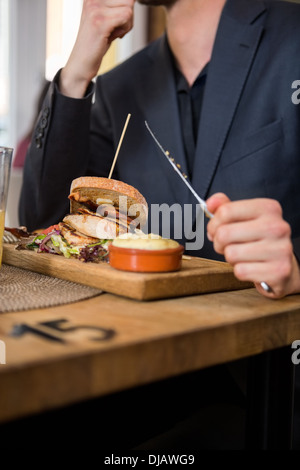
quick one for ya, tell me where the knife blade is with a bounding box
[145,121,213,218]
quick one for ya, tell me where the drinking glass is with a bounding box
[0,147,13,266]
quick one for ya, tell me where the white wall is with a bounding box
[9,0,47,148]
[5,0,47,227]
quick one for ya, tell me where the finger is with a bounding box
[206,192,230,214]
[212,198,283,227]
[212,220,262,253]
[233,258,293,297]
[207,199,285,245]
[213,217,291,252]
[108,22,133,41]
[102,5,134,31]
[214,216,291,256]
[223,238,293,265]
[206,193,230,241]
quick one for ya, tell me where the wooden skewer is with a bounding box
[108,113,131,179]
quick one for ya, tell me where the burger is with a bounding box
[60,176,148,246]
[14,176,149,262]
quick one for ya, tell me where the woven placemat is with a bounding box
[0,264,103,313]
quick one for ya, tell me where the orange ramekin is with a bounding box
[108,244,184,273]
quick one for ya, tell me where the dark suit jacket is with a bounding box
[20,0,300,260]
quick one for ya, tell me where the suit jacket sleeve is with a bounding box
[18,70,114,231]
[293,238,300,264]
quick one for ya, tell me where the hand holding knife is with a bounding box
[145,120,273,294]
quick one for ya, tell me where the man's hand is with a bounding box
[60,0,135,98]
[206,193,300,298]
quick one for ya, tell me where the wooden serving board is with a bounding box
[2,243,252,301]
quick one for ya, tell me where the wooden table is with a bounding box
[1,287,300,449]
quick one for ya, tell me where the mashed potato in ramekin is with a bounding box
[111,232,180,250]
[109,231,183,272]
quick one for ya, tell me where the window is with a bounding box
[46,0,83,80]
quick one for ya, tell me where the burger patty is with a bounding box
[59,222,100,246]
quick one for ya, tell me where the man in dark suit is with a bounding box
[19,0,300,299]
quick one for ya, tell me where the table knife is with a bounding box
[145,120,273,294]
[145,121,213,219]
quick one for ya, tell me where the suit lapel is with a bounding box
[192,0,266,200]
[141,36,191,206]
